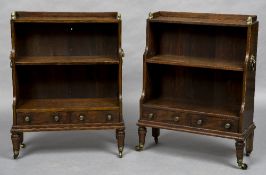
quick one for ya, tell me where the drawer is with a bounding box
[70,111,119,123]
[17,112,69,125]
[142,108,187,125]
[190,114,239,133]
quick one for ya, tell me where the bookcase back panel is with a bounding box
[150,23,247,63]
[15,23,118,57]
[148,64,242,109]
[17,65,118,99]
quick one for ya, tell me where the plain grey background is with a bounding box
[0,0,265,174]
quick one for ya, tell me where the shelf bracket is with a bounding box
[248,55,256,71]
[247,16,252,25]
[11,11,16,20]
[119,48,125,64]
[148,12,153,19]
[10,50,15,68]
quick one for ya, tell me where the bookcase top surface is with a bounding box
[149,11,257,27]
[11,11,120,23]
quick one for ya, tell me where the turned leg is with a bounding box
[135,126,147,151]
[18,132,26,148]
[246,130,254,156]
[11,132,21,159]
[152,128,160,144]
[116,129,125,158]
[235,140,248,170]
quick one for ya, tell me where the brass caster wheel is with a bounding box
[119,152,123,158]
[238,161,248,170]
[154,137,158,144]
[20,143,26,148]
[13,150,19,159]
[135,144,144,151]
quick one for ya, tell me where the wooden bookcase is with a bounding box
[10,12,125,158]
[136,11,258,169]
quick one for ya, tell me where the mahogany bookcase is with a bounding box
[136,11,258,169]
[10,11,125,159]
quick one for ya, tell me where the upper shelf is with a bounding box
[146,55,244,71]
[15,56,119,65]
[11,11,120,23]
[149,11,257,27]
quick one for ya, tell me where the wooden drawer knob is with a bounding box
[107,114,112,121]
[54,115,60,122]
[224,123,231,129]
[174,116,180,122]
[148,113,154,120]
[24,116,31,122]
[79,115,85,121]
[197,119,203,125]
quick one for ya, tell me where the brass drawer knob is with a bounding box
[24,116,31,122]
[148,113,154,120]
[54,115,60,122]
[197,119,203,125]
[224,123,231,129]
[174,116,180,122]
[79,115,85,121]
[107,114,112,121]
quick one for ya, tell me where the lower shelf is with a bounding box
[142,98,240,117]
[16,98,120,112]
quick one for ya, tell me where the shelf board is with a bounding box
[143,98,240,118]
[16,98,119,112]
[149,12,257,27]
[14,17,118,23]
[146,55,243,71]
[15,56,119,65]
[13,12,119,23]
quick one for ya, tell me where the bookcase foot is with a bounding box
[135,126,146,151]
[235,140,247,170]
[152,128,160,144]
[11,132,21,159]
[246,130,254,156]
[116,129,125,158]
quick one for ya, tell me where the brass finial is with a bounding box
[148,12,153,19]
[117,13,121,20]
[247,16,252,25]
[11,11,16,20]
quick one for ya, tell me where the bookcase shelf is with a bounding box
[15,56,119,65]
[146,55,244,71]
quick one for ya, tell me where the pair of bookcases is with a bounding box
[10,11,258,169]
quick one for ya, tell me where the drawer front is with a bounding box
[17,112,69,125]
[142,108,187,126]
[70,111,119,124]
[190,114,239,133]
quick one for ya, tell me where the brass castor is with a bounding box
[135,144,144,151]
[154,137,158,144]
[237,161,248,170]
[118,152,123,158]
[13,150,19,159]
[20,143,26,148]
[118,147,123,158]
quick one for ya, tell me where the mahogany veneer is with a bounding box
[10,11,125,158]
[136,11,258,169]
